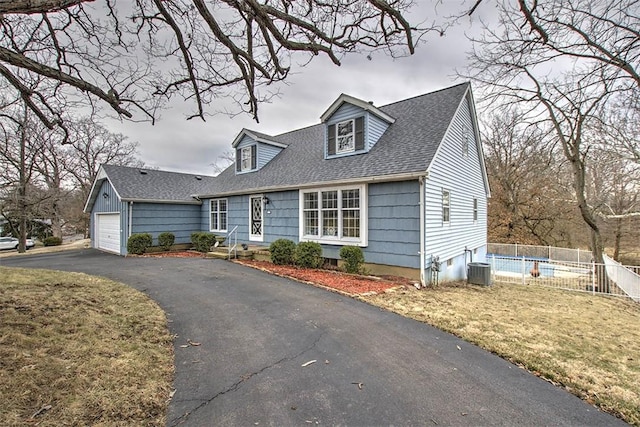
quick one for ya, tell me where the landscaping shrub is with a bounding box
[269,239,296,265]
[295,241,323,268]
[158,232,175,251]
[43,236,62,247]
[127,233,152,255]
[340,245,365,274]
[191,232,216,253]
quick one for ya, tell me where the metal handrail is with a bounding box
[228,225,238,260]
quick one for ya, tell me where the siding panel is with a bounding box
[367,113,390,150]
[131,203,201,246]
[424,94,487,276]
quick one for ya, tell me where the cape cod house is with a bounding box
[84,82,490,285]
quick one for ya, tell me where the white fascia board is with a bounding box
[320,94,396,124]
[195,171,426,199]
[83,166,124,213]
[231,129,287,149]
[465,88,492,198]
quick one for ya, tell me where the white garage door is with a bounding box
[97,214,121,254]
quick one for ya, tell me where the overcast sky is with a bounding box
[104,2,497,176]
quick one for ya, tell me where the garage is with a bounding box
[96,213,121,254]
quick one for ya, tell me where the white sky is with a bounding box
[104,2,497,176]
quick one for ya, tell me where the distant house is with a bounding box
[85,82,490,284]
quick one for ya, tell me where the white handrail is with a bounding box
[228,225,238,260]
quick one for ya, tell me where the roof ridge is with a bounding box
[104,164,216,178]
[379,81,469,109]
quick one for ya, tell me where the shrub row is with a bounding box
[269,239,365,273]
[43,236,63,247]
[127,232,176,255]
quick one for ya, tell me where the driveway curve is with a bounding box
[2,250,624,426]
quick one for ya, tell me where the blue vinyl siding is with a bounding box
[91,179,127,254]
[131,203,201,246]
[424,93,488,280]
[363,181,420,268]
[367,113,390,150]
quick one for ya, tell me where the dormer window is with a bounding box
[241,147,252,170]
[236,144,257,173]
[337,120,355,153]
[327,116,364,157]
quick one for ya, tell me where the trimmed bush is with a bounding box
[158,232,175,251]
[340,245,365,274]
[127,233,152,255]
[295,241,323,269]
[191,232,216,253]
[43,236,62,247]
[269,239,296,265]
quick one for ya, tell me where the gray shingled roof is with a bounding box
[204,82,470,196]
[102,164,218,202]
[89,82,470,208]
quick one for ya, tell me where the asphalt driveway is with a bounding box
[1,250,624,426]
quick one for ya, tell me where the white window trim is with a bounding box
[210,198,228,232]
[336,119,355,154]
[241,146,252,172]
[298,184,368,247]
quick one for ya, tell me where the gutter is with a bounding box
[197,171,426,199]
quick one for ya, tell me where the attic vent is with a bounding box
[195,176,202,180]
[139,170,148,175]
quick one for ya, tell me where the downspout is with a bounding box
[128,201,133,243]
[419,175,426,288]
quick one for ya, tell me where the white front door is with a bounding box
[249,195,263,242]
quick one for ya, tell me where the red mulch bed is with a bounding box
[236,259,411,295]
[138,251,414,295]
[141,251,205,258]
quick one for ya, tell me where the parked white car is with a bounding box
[0,237,35,250]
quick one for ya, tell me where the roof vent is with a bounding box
[139,170,148,175]
[368,101,374,105]
[195,176,202,180]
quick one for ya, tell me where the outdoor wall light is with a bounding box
[263,196,270,205]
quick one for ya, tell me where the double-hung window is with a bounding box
[300,185,367,246]
[210,199,228,232]
[442,190,450,224]
[473,198,478,222]
[241,147,252,171]
[336,120,355,153]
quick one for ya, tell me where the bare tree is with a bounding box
[464,0,639,280]
[63,118,143,236]
[483,108,581,246]
[210,149,235,176]
[0,1,445,134]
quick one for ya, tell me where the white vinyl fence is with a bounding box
[487,244,640,301]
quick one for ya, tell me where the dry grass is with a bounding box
[0,267,174,426]
[362,282,640,425]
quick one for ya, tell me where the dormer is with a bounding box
[232,129,287,174]
[321,94,395,159]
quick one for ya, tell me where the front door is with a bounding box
[249,195,263,242]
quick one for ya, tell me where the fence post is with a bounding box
[592,260,596,295]
[515,242,518,257]
[548,245,551,261]
[578,248,581,263]
[522,256,526,286]
[491,254,495,282]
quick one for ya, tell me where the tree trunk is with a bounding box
[18,115,27,253]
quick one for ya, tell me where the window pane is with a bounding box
[220,212,227,230]
[304,192,318,210]
[304,211,318,236]
[342,209,360,238]
[322,191,337,209]
[219,199,227,212]
[322,210,338,236]
[342,189,359,208]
